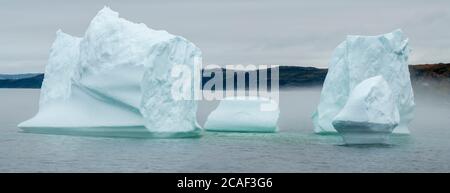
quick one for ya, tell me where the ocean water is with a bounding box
[0,88,449,172]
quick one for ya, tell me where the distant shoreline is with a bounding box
[1,63,449,89]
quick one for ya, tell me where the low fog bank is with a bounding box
[1,83,449,135]
[197,84,450,134]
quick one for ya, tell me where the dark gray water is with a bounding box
[1,88,449,172]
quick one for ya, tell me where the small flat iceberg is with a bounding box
[19,7,202,138]
[204,97,279,133]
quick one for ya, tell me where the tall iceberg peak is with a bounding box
[312,29,414,134]
[78,7,174,75]
[19,7,202,137]
[40,30,81,106]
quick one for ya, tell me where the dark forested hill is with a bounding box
[1,64,449,91]
[0,73,44,88]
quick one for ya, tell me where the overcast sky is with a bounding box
[1,0,449,73]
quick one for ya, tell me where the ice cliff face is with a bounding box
[19,7,202,136]
[312,29,415,134]
[39,30,81,106]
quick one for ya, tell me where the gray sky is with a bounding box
[1,0,449,73]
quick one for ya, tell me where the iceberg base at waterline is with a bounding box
[204,97,280,133]
[20,126,202,139]
[18,83,203,138]
[332,121,396,145]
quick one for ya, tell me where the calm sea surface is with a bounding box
[0,88,449,172]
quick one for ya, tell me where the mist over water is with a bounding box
[0,87,449,172]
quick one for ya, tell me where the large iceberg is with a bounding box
[19,7,202,138]
[204,97,279,132]
[312,29,415,134]
[332,76,399,144]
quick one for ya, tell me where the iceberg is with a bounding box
[332,76,399,144]
[312,29,415,134]
[204,97,279,132]
[19,7,202,138]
